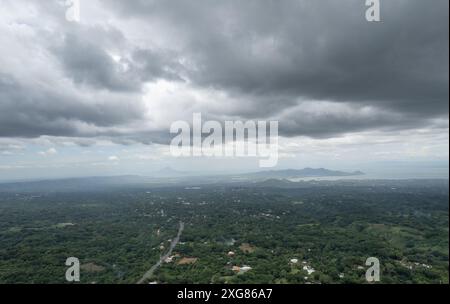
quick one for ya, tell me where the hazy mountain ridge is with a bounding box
[239,168,364,179]
[0,167,363,187]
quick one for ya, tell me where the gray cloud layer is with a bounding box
[0,0,448,143]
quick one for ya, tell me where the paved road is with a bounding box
[137,221,185,284]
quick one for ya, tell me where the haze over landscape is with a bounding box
[0,0,448,181]
[0,0,448,286]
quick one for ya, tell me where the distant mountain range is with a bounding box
[156,167,189,177]
[0,168,364,192]
[150,167,365,179]
[237,168,364,179]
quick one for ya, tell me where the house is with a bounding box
[303,265,316,275]
[231,265,252,274]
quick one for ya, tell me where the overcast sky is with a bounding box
[0,0,448,180]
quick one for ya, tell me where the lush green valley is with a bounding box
[0,179,448,284]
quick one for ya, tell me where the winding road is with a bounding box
[137,221,185,284]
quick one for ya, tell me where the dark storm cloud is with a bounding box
[0,74,144,138]
[53,29,140,92]
[0,0,448,143]
[52,26,183,92]
[107,0,448,116]
[277,103,439,139]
